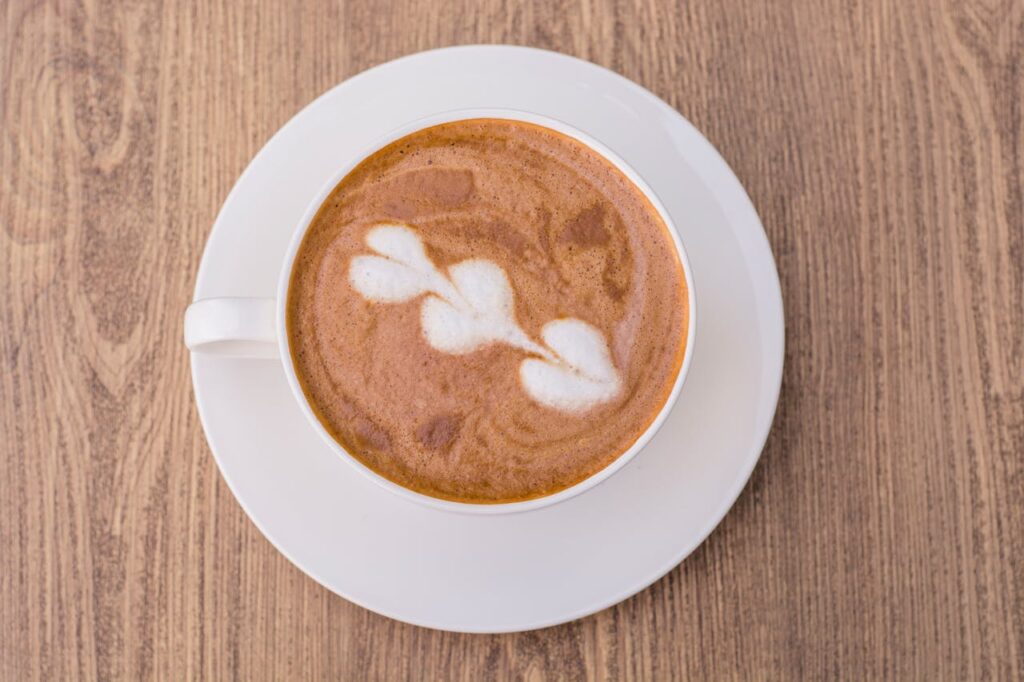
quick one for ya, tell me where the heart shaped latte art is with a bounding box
[349,224,621,412]
[519,319,621,412]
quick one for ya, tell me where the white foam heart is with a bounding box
[448,260,516,320]
[365,224,436,274]
[349,254,428,302]
[519,319,621,412]
[420,260,541,355]
[420,296,492,353]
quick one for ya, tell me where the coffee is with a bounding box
[287,119,688,503]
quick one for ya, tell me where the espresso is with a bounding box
[287,119,688,503]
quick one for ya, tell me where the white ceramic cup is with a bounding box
[184,108,697,514]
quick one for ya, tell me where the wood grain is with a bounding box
[2,0,1022,678]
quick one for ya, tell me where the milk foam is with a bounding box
[520,319,622,412]
[348,224,621,412]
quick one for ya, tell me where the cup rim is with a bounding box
[275,107,698,515]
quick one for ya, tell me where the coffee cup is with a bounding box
[185,108,696,514]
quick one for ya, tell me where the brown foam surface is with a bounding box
[287,119,688,503]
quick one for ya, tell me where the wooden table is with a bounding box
[3,1,1022,678]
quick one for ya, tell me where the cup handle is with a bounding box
[184,297,279,359]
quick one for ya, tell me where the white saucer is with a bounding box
[191,46,784,633]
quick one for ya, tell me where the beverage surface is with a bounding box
[287,118,688,503]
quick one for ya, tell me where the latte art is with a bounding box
[349,224,622,411]
[286,118,688,503]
